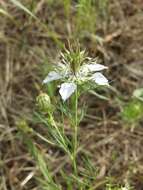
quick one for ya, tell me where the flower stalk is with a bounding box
[72,86,78,175]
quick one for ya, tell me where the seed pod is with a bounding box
[36,93,51,113]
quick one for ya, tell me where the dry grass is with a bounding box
[0,0,143,189]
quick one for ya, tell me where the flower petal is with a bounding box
[91,72,109,85]
[59,82,77,101]
[81,63,108,73]
[43,71,62,84]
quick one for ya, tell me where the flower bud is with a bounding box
[17,119,33,134]
[36,93,52,113]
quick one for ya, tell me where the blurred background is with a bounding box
[0,0,143,189]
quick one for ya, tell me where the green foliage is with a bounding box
[26,138,61,190]
[76,0,97,34]
[17,120,61,189]
[35,111,72,156]
[122,99,143,124]
[63,0,71,18]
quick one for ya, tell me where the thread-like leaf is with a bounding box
[9,0,37,19]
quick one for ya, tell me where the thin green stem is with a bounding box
[35,131,56,146]
[49,115,67,148]
[73,87,78,175]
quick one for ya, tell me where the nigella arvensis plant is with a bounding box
[43,49,109,101]
[37,49,109,175]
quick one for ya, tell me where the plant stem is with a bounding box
[73,87,78,175]
[50,115,67,148]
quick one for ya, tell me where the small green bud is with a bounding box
[17,120,33,134]
[36,93,52,113]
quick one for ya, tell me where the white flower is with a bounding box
[43,52,109,101]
